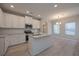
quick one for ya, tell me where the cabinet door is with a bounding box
[17,16,25,28]
[25,16,32,24]
[0,37,5,55]
[0,8,5,27]
[4,13,13,28]
[5,36,11,52]
[32,19,40,29]
[11,15,18,28]
[35,20,40,28]
[7,35,25,46]
[31,19,35,28]
[4,13,25,28]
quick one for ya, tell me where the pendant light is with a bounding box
[56,16,61,25]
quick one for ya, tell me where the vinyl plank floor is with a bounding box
[5,38,78,56]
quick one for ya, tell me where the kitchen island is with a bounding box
[28,34,52,55]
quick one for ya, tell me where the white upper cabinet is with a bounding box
[4,13,25,28]
[25,16,32,25]
[0,8,5,27]
[25,16,40,29]
[32,19,40,29]
[17,16,25,28]
[12,14,18,28]
[4,13,13,28]
[0,9,40,29]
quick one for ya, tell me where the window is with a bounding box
[65,22,76,35]
[53,24,60,34]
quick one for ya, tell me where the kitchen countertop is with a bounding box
[30,34,50,39]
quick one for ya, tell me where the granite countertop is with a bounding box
[30,34,50,39]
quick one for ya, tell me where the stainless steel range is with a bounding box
[24,24,33,42]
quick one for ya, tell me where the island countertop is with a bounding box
[29,34,51,39]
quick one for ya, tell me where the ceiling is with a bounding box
[0,3,79,20]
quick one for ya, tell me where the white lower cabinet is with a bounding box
[5,34,25,47]
[9,35,25,46]
[5,35,11,53]
[0,36,5,56]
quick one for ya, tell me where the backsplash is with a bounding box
[0,28,25,35]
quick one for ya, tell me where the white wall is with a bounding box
[48,15,79,40]
[47,20,52,35]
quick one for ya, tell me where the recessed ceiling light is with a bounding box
[10,5,14,8]
[26,11,30,13]
[56,22,59,25]
[38,15,41,17]
[54,4,58,7]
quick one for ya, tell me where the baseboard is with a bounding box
[8,42,27,48]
